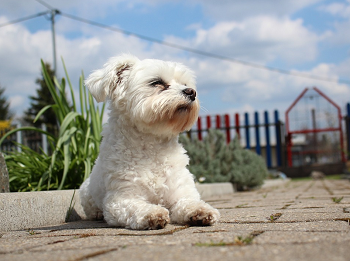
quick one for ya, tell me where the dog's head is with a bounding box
[86,54,199,136]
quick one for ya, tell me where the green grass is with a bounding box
[195,235,254,247]
[332,197,344,203]
[291,174,344,182]
[325,174,343,180]
[269,213,282,222]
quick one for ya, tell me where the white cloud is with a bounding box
[9,95,25,108]
[0,15,152,117]
[319,0,350,46]
[191,0,323,21]
[319,0,350,18]
[166,16,319,65]
[0,0,349,121]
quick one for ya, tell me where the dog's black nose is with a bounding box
[182,88,196,101]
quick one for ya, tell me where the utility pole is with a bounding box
[50,9,60,77]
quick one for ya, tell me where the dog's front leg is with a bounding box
[103,196,170,230]
[170,198,220,226]
[167,176,220,226]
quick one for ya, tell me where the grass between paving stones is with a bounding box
[194,231,264,247]
[331,197,344,203]
[26,229,41,236]
[291,174,344,182]
[268,213,282,222]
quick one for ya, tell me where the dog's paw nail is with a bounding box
[188,209,218,226]
[147,212,170,230]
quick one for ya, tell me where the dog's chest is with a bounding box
[132,145,186,197]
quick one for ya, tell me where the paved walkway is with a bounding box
[1,179,350,261]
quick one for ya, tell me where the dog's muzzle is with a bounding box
[182,88,197,101]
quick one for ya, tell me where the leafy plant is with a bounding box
[0,59,105,191]
[179,129,268,190]
[228,136,269,190]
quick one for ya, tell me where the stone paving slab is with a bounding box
[1,179,350,261]
[254,230,350,244]
[4,241,349,261]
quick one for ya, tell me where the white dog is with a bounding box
[80,54,220,230]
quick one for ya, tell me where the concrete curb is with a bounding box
[0,182,234,232]
[196,182,234,198]
[261,178,291,189]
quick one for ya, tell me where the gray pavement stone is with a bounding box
[1,179,350,261]
[254,231,350,244]
[83,242,350,261]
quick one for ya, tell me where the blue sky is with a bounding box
[0,0,349,123]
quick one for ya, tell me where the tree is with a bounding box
[24,63,58,134]
[0,85,13,121]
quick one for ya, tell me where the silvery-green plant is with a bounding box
[179,129,268,190]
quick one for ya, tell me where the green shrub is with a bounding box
[0,59,105,191]
[179,129,268,190]
[228,137,269,190]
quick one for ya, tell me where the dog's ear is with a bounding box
[85,54,139,102]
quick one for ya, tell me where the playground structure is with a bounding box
[285,87,346,168]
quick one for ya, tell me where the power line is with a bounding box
[60,12,350,85]
[0,11,49,28]
[2,0,350,85]
[34,0,55,10]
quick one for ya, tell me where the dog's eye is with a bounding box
[150,79,170,90]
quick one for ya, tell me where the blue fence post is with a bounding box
[244,112,250,149]
[264,111,272,168]
[254,112,261,155]
[347,103,350,160]
[274,110,282,167]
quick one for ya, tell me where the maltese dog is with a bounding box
[80,54,220,230]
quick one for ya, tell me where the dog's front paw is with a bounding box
[144,208,170,230]
[187,205,220,226]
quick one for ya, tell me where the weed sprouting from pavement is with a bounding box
[234,235,254,245]
[332,197,344,203]
[194,231,264,247]
[268,213,282,222]
[26,229,39,235]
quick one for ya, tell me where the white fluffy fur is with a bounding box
[80,54,220,230]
